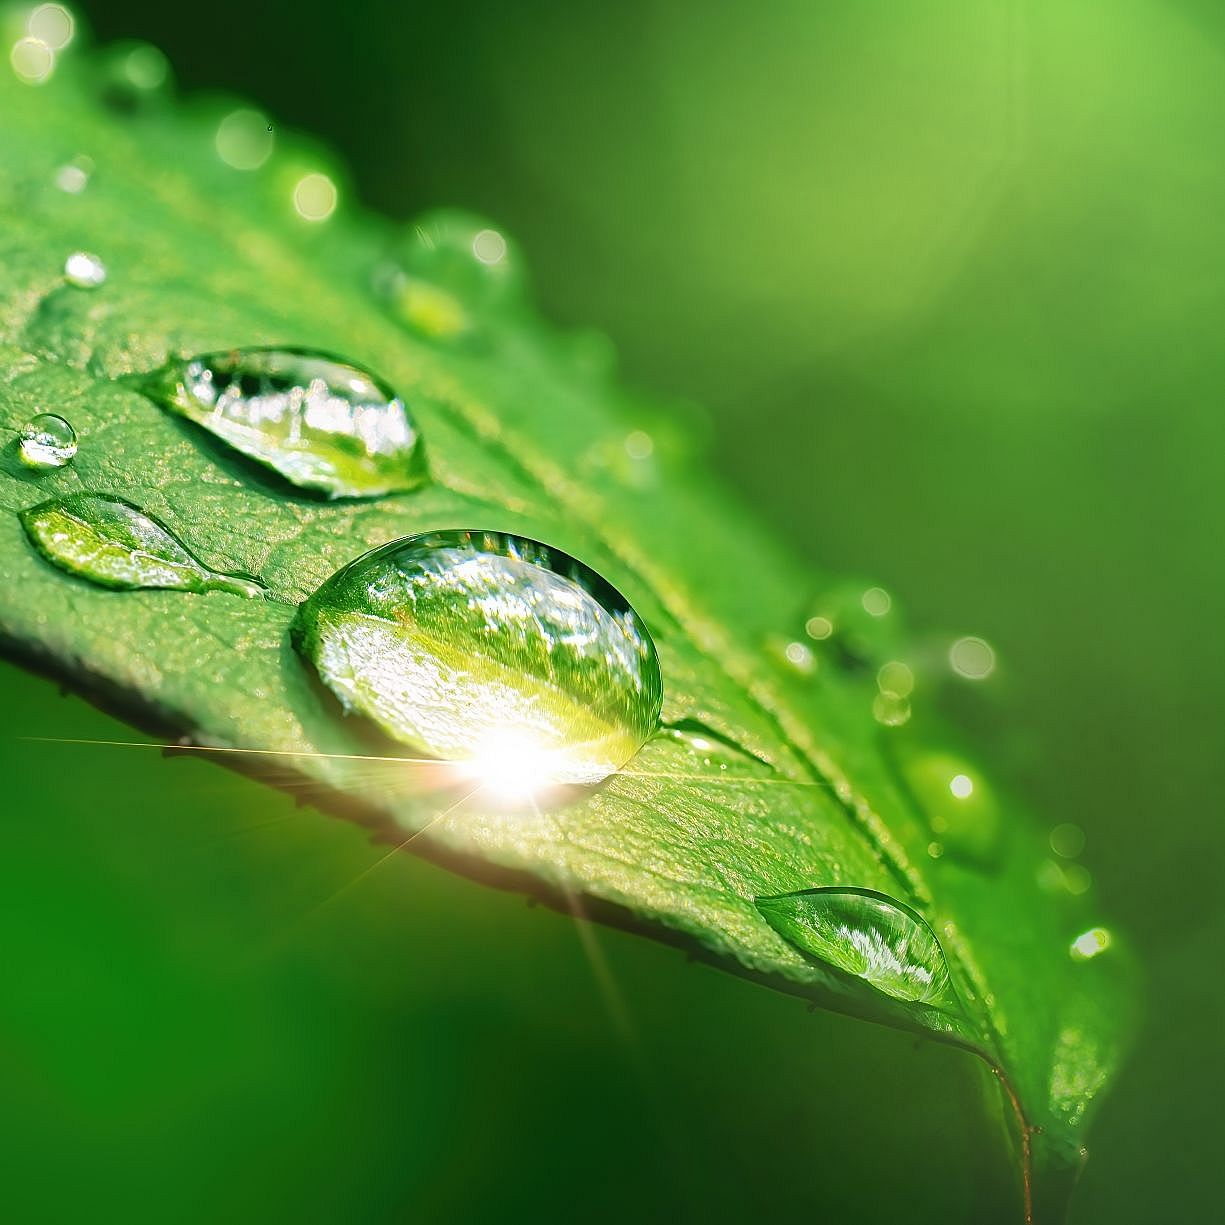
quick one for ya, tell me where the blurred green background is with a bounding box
[2,0,1221,1220]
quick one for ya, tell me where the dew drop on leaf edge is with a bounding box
[17,413,77,469]
[19,492,266,598]
[141,347,427,499]
[755,886,963,1014]
[291,529,663,788]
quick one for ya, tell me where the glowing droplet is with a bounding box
[1049,822,1086,859]
[293,172,337,221]
[53,155,92,193]
[27,5,74,51]
[775,638,816,676]
[215,108,274,170]
[877,660,914,698]
[11,36,53,84]
[756,887,962,1012]
[139,347,427,499]
[471,227,508,265]
[63,250,106,288]
[1069,927,1112,962]
[873,691,910,727]
[862,586,892,617]
[20,493,266,597]
[18,412,77,469]
[950,635,996,680]
[292,530,663,788]
[892,747,1002,868]
[804,615,833,641]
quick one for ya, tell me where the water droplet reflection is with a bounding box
[215,108,274,170]
[1049,822,1086,859]
[293,172,338,221]
[18,412,77,469]
[861,586,892,617]
[950,635,996,680]
[53,154,92,193]
[756,886,962,1012]
[63,250,106,288]
[291,530,663,788]
[11,36,53,84]
[1069,927,1112,961]
[877,659,914,698]
[872,691,910,727]
[28,5,74,50]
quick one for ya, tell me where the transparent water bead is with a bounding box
[756,886,961,1012]
[63,250,106,287]
[18,413,77,469]
[292,530,663,788]
[803,580,903,670]
[143,347,427,499]
[20,493,266,597]
[375,209,525,342]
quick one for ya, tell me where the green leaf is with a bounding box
[0,33,1134,1220]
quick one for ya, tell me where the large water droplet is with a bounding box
[20,493,267,597]
[63,250,106,288]
[374,209,525,342]
[18,413,77,469]
[891,746,1003,867]
[141,347,427,499]
[215,108,274,170]
[756,886,961,1012]
[291,530,662,787]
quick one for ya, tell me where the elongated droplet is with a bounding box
[374,209,525,342]
[756,887,961,1012]
[142,347,427,499]
[20,493,266,597]
[292,530,662,787]
[892,746,1003,867]
[18,413,77,469]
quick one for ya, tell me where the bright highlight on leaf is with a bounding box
[291,530,663,786]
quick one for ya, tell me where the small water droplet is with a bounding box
[1049,822,1086,859]
[17,412,77,469]
[804,614,833,640]
[1037,858,1092,896]
[877,659,914,698]
[861,586,892,617]
[293,172,337,221]
[950,635,996,680]
[63,250,106,288]
[28,5,75,51]
[215,107,274,170]
[1062,863,1092,895]
[375,209,525,342]
[803,581,903,670]
[53,154,93,193]
[10,37,54,85]
[927,841,944,859]
[872,691,911,727]
[1069,926,1112,962]
[140,347,427,499]
[892,747,1002,867]
[97,40,171,111]
[756,887,962,1012]
[291,530,662,789]
[624,430,654,461]
[20,493,266,597]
